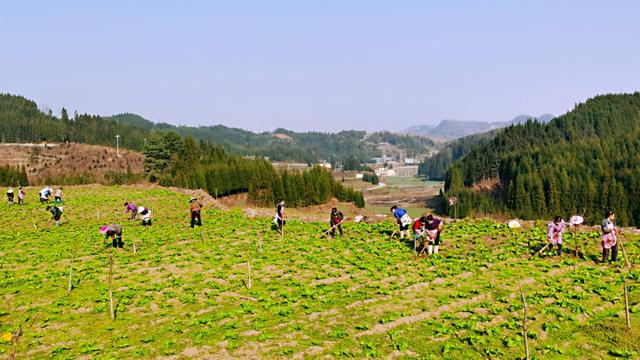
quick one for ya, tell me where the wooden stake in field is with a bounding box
[133,239,137,254]
[200,227,205,242]
[108,251,115,320]
[247,258,252,291]
[624,283,631,329]
[31,218,38,231]
[258,231,263,254]
[67,243,76,294]
[617,232,631,268]
[520,290,530,360]
[97,210,100,221]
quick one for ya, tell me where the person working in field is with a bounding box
[390,205,412,239]
[601,210,618,262]
[39,187,52,204]
[7,187,14,205]
[274,201,285,233]
[189,197,203,228]
[46,205,63,226]
[330,207,344,237]
[139,206,152,226]
[546,216,566,256]
[100,224,123,248]
[124,202,138,220]
[18,187,25,205]
[54,187,63,204]
[413,216,427,251]
[424,214,444,255]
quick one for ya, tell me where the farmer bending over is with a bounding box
[601,210,618,262]
[54,187,63,204]
[101,224,123,248]
[274,201,285,233]
[190,197,203,228]
[425,214,444,255]
[413,216,427,250]
[7,187,14,205]
[390,205,412,239]
[139,207,152,226]
[330,207,344,237]
[124,202,138,220]
[547,216,566,256]
[39,187,52,204]
[46,205,63,226]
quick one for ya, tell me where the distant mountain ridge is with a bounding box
[404,114,554,139]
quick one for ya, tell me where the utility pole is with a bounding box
[115,134,120,157]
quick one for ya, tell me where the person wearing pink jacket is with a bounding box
[547,216,566,256]
[601,210,618,262]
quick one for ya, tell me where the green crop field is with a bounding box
[0,186,639,359]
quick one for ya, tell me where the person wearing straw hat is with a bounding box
[139,206,152,226]
[601,210,618,262]
[189,197,203,228]
[547,216,566,256]
[39,187,52,204]
[101,224,123,248]
[6,187,14,205]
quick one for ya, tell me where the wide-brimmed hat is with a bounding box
[99,226,109,234]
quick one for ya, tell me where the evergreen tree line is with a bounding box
[144,132,365,208]
[0,165,28,186]
[443,93,640,226]
[362,172,379,185]
[0,94,148,149]
[1,93,434,166]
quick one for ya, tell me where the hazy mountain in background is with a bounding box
[402,124,436,135]
[404,114,554,139]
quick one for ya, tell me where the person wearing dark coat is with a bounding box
[330,207,344,237]
[101,224,123,248]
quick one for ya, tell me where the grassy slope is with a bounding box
[0,186,639,359]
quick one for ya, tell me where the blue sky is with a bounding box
[1,1,638,132]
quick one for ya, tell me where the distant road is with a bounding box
[364,182,386,191]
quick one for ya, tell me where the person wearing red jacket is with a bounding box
[413,216,427,251]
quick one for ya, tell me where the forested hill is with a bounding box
[104,115,436,164]
[0,94,366,207]
[418,130,498,180]
[444,92,640,226]
[0,93,434,164]
[0,94,148,149]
